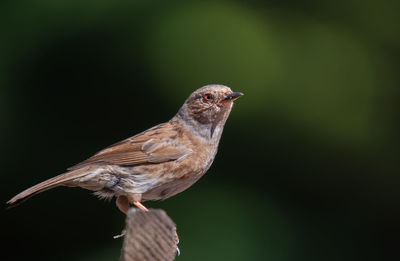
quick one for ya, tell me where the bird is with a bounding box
[7,84,243,214]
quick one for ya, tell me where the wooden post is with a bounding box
[120,208,179,261]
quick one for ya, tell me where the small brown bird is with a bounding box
[7,84,243,214]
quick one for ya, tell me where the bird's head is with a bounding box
[176,84,243,139]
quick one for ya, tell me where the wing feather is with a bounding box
[68,122,190,170]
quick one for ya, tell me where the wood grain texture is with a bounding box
[121,208,178,261]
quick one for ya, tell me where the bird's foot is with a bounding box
[113,229,126,239]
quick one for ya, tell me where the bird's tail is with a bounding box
[7,168,90,207]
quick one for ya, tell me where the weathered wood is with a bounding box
[120,208,178,261]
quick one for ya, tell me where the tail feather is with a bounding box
[7,168,90,207]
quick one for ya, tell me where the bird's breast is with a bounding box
[140,142,217,201]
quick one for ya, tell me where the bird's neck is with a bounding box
[174,105,232,144]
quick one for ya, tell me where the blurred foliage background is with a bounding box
[1,0,399,260]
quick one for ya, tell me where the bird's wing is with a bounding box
[68,122,191,170]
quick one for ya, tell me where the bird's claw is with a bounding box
[113,229,126,239]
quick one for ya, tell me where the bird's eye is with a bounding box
[204,93,213,102]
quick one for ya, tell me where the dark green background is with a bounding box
[1,0,399,260]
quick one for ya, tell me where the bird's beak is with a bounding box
[223,92,244,102]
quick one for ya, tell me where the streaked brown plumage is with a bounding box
[7,84,243,214]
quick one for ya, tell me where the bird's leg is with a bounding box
[116,195,130,215]
[114,194,148,238]
[133,201,149,211]
[117,194,148,213]
[127,193,149,212]
[113,196,129,239]
[113,195,132,239]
